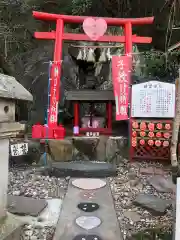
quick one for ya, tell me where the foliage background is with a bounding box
[0,0,180,122]
[0,0,180,76]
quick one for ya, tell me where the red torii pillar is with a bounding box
[32,11,154,139]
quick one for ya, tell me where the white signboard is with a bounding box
[86,132,100,137]
[131,81,175,118]
[10,143,28,156]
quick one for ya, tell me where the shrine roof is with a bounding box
[0,73,33,101]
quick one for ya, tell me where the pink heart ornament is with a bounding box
[83,17,107,41]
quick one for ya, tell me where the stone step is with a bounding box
[0,213,24,240]
[53,178,122,240]
[41,162,117,178]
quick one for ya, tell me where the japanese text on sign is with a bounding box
[48,63,61,125]
[112,56,131,121]
[131,81,175,118]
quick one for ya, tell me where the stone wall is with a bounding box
[47,136,128,163]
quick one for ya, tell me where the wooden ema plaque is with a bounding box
[131,81,175,118]
[130,119,172,161]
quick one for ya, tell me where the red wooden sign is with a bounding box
[112,56,131,121]
[48,62,61,126]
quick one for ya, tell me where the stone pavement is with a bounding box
[53,178,122,240]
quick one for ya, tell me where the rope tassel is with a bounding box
[106,48,111,60]
[87,48,95,62]
[99,49,106,62]
[83,47,87,60]
[77,50,83,60]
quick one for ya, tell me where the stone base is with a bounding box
[47,136,128,163]
[0,213,24,240]
[43,161,117,178]
[48,139,73,162]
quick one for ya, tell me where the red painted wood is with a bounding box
[74,103,79,127]
[33,11,154,25]
[34,32,55,39]
[80,128,112,134]
[124,22,133,161]
[48,19,64,128]
[125,22,133,54]
[34,32,152,43]
[63,33,152,43]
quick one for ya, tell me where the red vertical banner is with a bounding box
[112,56,131,121]
[48,62,61,127]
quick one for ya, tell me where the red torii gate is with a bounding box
[32,11,154,139]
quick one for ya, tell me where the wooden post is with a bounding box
[175,177,180,240]
[171,68,180,167]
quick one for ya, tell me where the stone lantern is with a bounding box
[0,73,32,220]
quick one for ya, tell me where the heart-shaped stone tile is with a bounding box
[79,191,96,200]
[72,178,106,190]
[78,202,99,212]
[75,216,101,230]
[83,17,107,41]
[73,234,102,240]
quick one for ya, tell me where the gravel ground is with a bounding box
[110,159,175,240]
[8,160,175,240]
[8,167,68,199]
[8,165,69,240]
